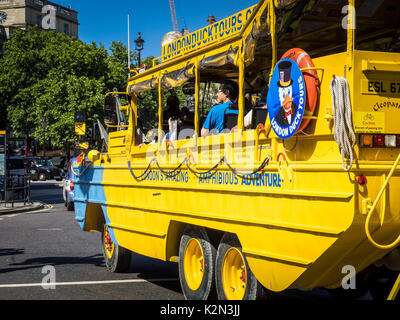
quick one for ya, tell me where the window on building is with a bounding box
[63,23,69,35]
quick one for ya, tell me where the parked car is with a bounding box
[63,158,76,211]
[26,157,63,181]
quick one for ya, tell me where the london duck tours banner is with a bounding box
[267,59,306,139]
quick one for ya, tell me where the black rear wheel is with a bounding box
[101,223,131,273]
[178,225,216,300]
[215,233,265,300]
[67,201,74,211]
[367,266,398,300]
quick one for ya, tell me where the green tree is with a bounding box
[0,27,129,153]
[135,56,194,130]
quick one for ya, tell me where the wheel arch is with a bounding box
[83,202,105,233]
[165,221,224,262]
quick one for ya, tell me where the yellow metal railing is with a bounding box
[104,122,129,129]
[365,152,400,250]
[388,273,400,301]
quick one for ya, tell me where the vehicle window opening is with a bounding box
[200,79,239,136]
[104,91,130,132]
[162,86,196,142]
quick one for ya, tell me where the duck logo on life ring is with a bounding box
[267,58,306,139]
[280,48,319,133]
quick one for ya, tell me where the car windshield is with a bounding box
[36,159,54,167]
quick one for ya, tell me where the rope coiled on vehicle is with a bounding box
[330,76,356,171]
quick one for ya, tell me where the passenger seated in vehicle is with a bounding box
[176,107,193,139]
[201,81,238,137]
[163,95,182,142]
[222,98,252,131]
[180,106,194,125]
[163,95,181,130]
[230,86,268,131]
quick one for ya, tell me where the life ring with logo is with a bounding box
[280,48,319,133]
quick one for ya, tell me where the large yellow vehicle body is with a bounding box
[74,0,400,297]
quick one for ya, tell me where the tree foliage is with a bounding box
[0,27,129,152]
[0,27,221,151]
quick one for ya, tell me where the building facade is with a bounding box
[0,0,79,45]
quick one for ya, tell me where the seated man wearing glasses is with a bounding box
[201,81,238,137]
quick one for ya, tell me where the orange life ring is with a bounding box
[280,48,319,133]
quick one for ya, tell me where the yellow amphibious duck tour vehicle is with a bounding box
[73,0,400,300]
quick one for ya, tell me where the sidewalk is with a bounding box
[0,201,46,215]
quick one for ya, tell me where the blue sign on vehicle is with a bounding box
[267,59,306,139]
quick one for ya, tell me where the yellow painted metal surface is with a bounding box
[161,5,257,63]
[93,107,400,292]
[184,238,205,291]
[353,51,400,134]
[74,122,86,136]
[222,247,247,300]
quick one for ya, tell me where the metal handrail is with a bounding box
[365,152,400,250]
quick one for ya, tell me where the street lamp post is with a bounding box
[42,117,47,158]
[134,32,144,67]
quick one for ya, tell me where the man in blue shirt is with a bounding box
[201,82,238,137]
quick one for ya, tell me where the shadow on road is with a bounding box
[0,254,105,274]
[126,252,182,294]
[0,248,25,257]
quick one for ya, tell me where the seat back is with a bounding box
[223,105,239,130]
[251,108,268,129]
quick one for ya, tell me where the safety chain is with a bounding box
[70,162,90,177]
[224,155,272,181]
[71,155,272,181]
[72,154,273,183]
[127,154,272,182]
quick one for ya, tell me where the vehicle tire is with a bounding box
[215,233,265,300]
[178,225,216,300]
[67,201,74,211]
[39,173,46,181]
[64,192,68,207]
[327,272,369,300]
[101,223,131,273]
[367,266,398,301]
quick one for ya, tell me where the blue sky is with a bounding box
[56,0,258,59]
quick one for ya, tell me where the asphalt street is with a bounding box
[0,181,183,300]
